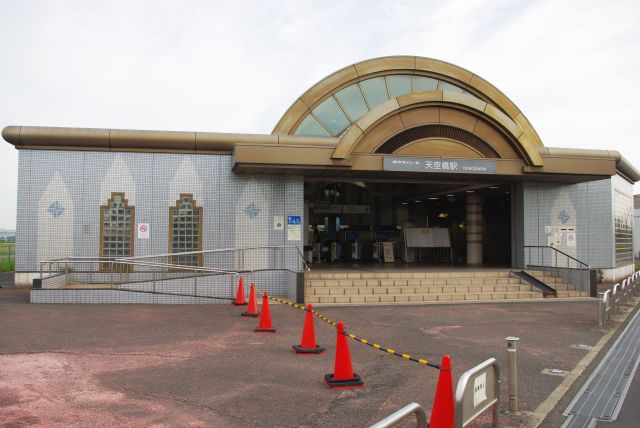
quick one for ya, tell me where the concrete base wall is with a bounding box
[600,264,635,284]
[14,272,40,288]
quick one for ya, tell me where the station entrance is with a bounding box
[303,179,512,267]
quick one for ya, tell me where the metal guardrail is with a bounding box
[368,403,428,428]
[370,358,501,428]
[455,358,500,428]
[599,271,639,328]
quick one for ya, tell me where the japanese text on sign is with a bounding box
[383,156,497,174]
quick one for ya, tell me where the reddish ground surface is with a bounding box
[0,282,604,427]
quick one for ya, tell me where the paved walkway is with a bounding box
[0,282,609,427]
[561,308,640,427]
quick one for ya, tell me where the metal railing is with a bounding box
[369,403,428,428]
[37,246,309,301]
[455,358,500,428]
[523,245,592,293]
[598,271,639,328]
[121,245,310,273]
[39,245,308,280]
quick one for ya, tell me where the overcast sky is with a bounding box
[1,0,639,229]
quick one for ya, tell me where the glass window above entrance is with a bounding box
[294,74,477,137]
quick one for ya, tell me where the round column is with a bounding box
[466,193,483,265]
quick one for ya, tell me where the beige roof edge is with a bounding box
[539,146,640,183]
[2,125,338,151]
[616,156,640,183]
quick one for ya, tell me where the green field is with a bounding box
[0,243,15,257]
[0,258,14,272]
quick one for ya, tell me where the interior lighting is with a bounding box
[414,200,422,203]
[446,194,455,197]
[465,190,475,193]
[489,186,499,189]
[401,202,408,205]
[428,197,438,200]
[505,191,510,194]
[438,212,448,218]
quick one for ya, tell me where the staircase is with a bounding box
[305,270,543,305]
[523,270,590,298]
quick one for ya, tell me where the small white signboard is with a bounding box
[567,232,576,247]
[288,225,301,241]
[137,223,149,239]
[274,216,284,230]
[287,216,301,241]
[383,242,395,263]
[473,373,487,407]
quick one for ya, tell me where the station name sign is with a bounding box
[383,156,496,174]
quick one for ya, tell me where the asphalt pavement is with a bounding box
[0,277,613,428]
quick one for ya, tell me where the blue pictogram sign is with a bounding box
[288,216,301,225]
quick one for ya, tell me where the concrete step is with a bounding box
[305,283,530,296]
[306,271,511,280]
[306,291,544,304]
[552,290,590,298]
[306,278,522,287]
[524,271,579,291]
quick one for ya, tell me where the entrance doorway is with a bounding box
[303,180,511,266]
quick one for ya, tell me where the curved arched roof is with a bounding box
[273,56,544,165]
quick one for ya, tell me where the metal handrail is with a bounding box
[369,403,428,428]
[38,258,240,282]
[117,245,311,272]
[523,245,592,293]
[38,245,309,284]
[523,245,590,268]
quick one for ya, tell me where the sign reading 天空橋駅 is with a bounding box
[383,156,497,174]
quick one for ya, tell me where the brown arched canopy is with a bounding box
[273,56,544,166]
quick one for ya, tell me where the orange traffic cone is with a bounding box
[241,283,260,317]
[233,276,247,306]
[255,292,276,333]
[429,355,454,428]
[324,322,363,388]
[292,304,324,354]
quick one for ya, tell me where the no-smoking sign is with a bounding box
[138,223,150,239]
[566,232,576,247]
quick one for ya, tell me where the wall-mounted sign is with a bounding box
[311,203,342,214]
[274,216,283,230]
[383,156,497,174]
[567,232,576,247]
[288,216,301,225]
[342,205,371,214]
[310,204,371,214]
[288,215,301,241]
[137,223,149,239]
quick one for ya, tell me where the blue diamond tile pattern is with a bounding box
[244,203,260,219]
[48,201,64,218]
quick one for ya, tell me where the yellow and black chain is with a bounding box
[342,330,440,369]
[261,291,439,369]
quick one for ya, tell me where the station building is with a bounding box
[3,56,638,302]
